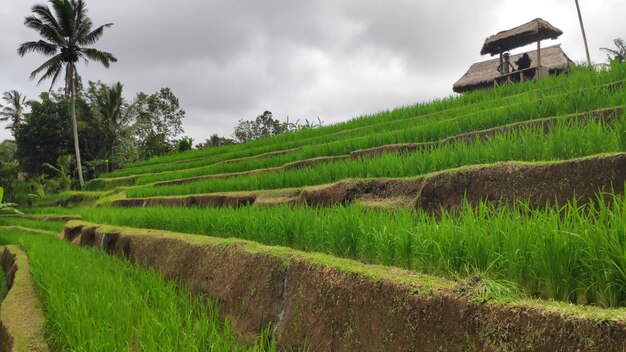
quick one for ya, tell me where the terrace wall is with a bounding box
[64,221,626,351]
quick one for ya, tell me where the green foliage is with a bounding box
[0,187,22,214]
[175,136,194,152]
[233,111,289,143]
[602,38,626,63]
[134,87,185,159]
[0,159,36,205]
[197,134,235,149]
[43,155,74,193]
[86,81,134,168]
[13,92,99,176]
[0,140,17,162]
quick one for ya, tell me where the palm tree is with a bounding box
[601,38,626,63]
[0,90,28,130]
[18,0,116,188]
[89,81,135,163]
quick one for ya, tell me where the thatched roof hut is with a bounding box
[481,18,563,56]
[453,45,573,93]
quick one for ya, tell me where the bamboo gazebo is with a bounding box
[453,18,573,93]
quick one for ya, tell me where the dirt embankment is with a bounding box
[85,176,138,191]
[154,167,283,187]
[0,246,48,352]
[300,152,626,212]
[115,153,626,212]
[112,193,256,208]
[64,222,626,351]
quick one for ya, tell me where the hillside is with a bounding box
[3,63,626,350]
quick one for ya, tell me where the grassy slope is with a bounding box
[127,116,626,198]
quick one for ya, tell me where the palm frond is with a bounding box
[23,17,66,46]
[82,48,117,67]
[47,64,64,91]
[31,4,63,31]
[75,17,94,43]
[53,0,75,39]
[17,40,58,57]
[29,54,63,80]
[30,4,66,42]
[73,0,87,28]
[79,23,113,46]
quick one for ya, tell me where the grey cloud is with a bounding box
[1,0,624,144]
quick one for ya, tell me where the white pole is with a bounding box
[575,0,592,66]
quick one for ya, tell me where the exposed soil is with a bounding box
[36,192,101,208]
[416,153,626,215]
[0,215,81,222]
[0,246,48,352]
[349,143,420,159]
[282,155,349,171]
[112,194,256,208]
[116,153,626,213]
[223,147,303,164]
[85,176,138,191]
[64,222,626,351]
[298,153,626,213]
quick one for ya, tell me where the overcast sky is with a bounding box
[0,0,623,144]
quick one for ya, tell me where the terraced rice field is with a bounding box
[3,64,626,350]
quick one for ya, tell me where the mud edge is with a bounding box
[0,246,48,352]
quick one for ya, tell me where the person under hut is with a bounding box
[515,53,532,70]
[497,53,515,74]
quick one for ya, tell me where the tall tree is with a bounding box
[132,88,186,159]
[18,0,116,188]
[0,90,28,130]
[233,111,289,143]
[13,91,100,179]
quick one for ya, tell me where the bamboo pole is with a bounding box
[575,0,592,66]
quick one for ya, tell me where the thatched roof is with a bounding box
[480,18,563,56]
[453,45,573,93]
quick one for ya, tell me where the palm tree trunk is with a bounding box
[69,63,85,188]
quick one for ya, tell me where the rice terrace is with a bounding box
[1,0,626,351]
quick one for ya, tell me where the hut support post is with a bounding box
[575,0,592,66]
[536,40,542,78]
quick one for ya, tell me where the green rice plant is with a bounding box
[0,217,65,233]
[100,64,626,179]
[108,81,625,187]
[0,231,279,351]
[128,115,626,198]
[53,189,626,307]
